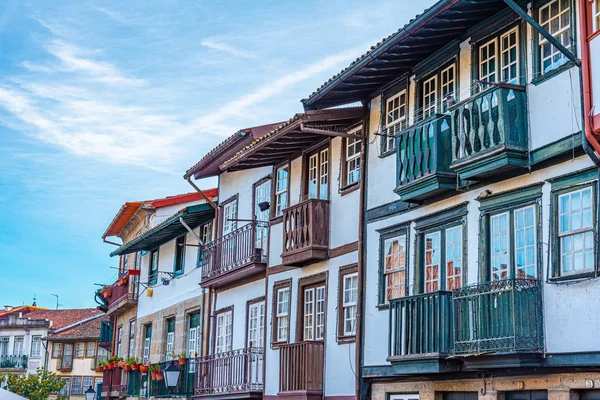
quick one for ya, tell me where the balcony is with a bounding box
[388,291,453,363]
[195,347,263,399]
[394,115,456,202]
[101,367,127,398]
[101,273,139,317]
[148,361,194,398]
[453,279,543,359]
[278,342,323,400]
[0,355,27,370]
[99,320,113,351]
[449,84,528,180]
[200,221,268,289]
[127,370,141,397]
[281,199,329,266]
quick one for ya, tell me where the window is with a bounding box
[196,221,213,268]
[122,254,128,273]
[148,249,159,285]
[174,235,186,276]
[116,326,123,357]
[86,342,96,358]
[75,342,85,358]
[381,232,407,303]
[62,343,73,370]
[135,251,142,270]
[479,38,497,84]
[306,146,329,200]
[165,318,175,359]
[383,91,407,153]
[339,267,358,339]
[440,65,456,111]
[247,299,265,348]
[143,324,152,365]
[222,197,238,235]
[215,308,233,354]
[0,337,9,357]
[420,62,457,119]
[52,343,62,358]
[558,187,595,275]
[343,129,362,188]
[424,231,441,292]
[128,321,135,357]
[13,336,24,356]
[272,280,291,344]
[594,0,600,32]
[538,0,572,74]
[30,336,42,358]
[478,27,520,86]
[83,376,93,392]
[299,276,326,341]
[187,312,200,359]
[72,376,83,395]
[59,377,71,397]
[423,75,438,118]
[254,178,271,256]
[274,165,289,216]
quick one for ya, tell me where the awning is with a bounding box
[110,204,214,257]
[302,0,510,110]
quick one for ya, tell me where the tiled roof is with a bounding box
[301,6,433,105]
[26,308,103,330]
[47,315,108,341]
[0,306,46,319]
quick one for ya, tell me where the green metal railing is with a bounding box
[396,114,453,188]
[147,361,194,398]
[388,291,453,359]
[449,84,527,166]
[127,370,141,397]
[453,278,543,355]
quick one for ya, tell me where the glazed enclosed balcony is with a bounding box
[281,199,330,266]
[453,278,543,361]
[100,272,139,317]
[200,221,268,289]
[394,115,456,202]
[388,291,453,363]
[278,342,323,400]
[449,84,528,180]
[195,347,263,399]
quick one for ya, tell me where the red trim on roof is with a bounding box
[150,190,217,208]
[102,202,144,239]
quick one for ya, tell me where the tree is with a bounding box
[1,367,66,400]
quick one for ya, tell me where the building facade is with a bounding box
[302,1,600,400]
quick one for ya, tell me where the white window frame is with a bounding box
[215,309,232,354]
[424,231,441,293]
[422,75,438,118]
[479,37,498,84]
[116,327,123,357]
[558,187,595,275]
[500,27,520,84]
[30,335,42,358]
[514,205,537,279]
[165,319,175,359]
[303,285,326,341]
[86,342,96,358]
[383,234,407,303]
[383,91,407,153]
[72,376,83,395]
[538,0,572,74]
[308,148,329,200]
[275,287,290,343]
[594,0,600,32]
[445,225,463,290]
[75,342,85,358]
[128,321,135,357]
[275,165,289,216]
[491,212,511,281]
[342,272,358,336]
[345,132,362,186]
[83,376,94,392]
[247,301,265,348]
[52,342,62,358]
[440,64,456,111]
[13,336,24,356]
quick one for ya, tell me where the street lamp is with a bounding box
[163,362,181,393]
[85,386,96,400]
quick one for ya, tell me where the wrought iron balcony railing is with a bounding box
[148,361,194,398]
[194,346,263,396]
[453,278,543,355]
[281,199,330,266]
[0,355,27,369]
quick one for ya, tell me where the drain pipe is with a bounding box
[186,177,217,210]
[503,0,600,166]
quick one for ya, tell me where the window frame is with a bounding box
[71,376,83,395]
[116,326,123,357]
[533,0,577,83]
[173,234,186,276]
[377,225,409,307]
[337,264,358,342]
[52,342,62,359]
[416,58,458,121]
[142,324,152,365]
[271,162,290,219]
[271,279,292,346]
[382,90,408,154]
[213,306,233,354]
[302,141,331,201]
[245,296,266,349]
[13,336,24,356]
[86,341,96,358]
[593,0,600,33]
[128,320,135,358]
[148,249,159,286]
[165,318,175,360]
[341,126,363,193]
[549,169,599,280]
[420,223,465,293]
[75,342,85,358]
[196,221,213,268]
[296,272,327,342]
[30,335,42,358]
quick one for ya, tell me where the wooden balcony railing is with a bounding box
[195,346,263,396]
[388,291,453,361]
[281,199,329,266]
[101,367,126,397]
[394,115,456,202]
[449,84,528,180]
[102,273,139,316]
[279,342,323,395]
[200,221,268,288]
[453,278,543,355]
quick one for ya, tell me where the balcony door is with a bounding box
[301,283,326,341]
[221,198,238,270]
[247,300,264,386]
[306,146,329,200]
[254,179,271,256]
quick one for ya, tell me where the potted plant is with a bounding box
[127,357,140,370]
[149,364,160,380]
[139,364,149,374]
[98,360,108,371]
[177,352,187,365]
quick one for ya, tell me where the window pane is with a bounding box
[491,213,510,281]
[514,206,537,279]
[424,231,441,292]
[559,187,595,275]
[445,226,463,290]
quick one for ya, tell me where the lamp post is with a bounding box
[85,386,96,400]
[163,362,181,393]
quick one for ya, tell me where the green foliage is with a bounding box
[1,367,66,400]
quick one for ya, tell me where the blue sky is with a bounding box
[0,0,434,309]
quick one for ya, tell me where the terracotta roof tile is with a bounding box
[48,315,108,341]
[26,309,103,330]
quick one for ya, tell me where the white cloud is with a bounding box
[200,39,257,59]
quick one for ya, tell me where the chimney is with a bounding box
[4,306,13,311]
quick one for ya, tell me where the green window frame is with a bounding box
[413,203,468,294]
[143,324,152,365]
[165,318,175,359]
[478,183,543,282]
[532,0,577,84]
[377,224,409,306]
[549,168,599,280]
[196,221,213,268]
[173,235,186,276]
[148,249,159,285]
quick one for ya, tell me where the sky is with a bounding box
[0,0,435,309]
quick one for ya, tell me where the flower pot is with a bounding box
[151,371,157,380]
[124,365,131,371]
[178,357,186,365]
[156,372,164,381]
[139,365,148,374]
[132,363,139,370]
[107,365,114,371]
[104,291,112,298]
